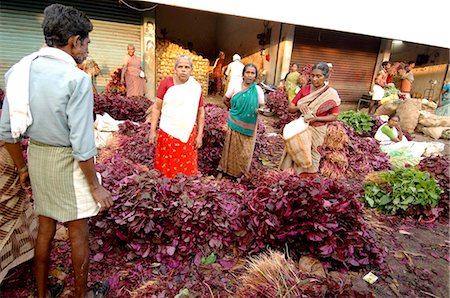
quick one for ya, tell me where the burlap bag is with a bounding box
[418,114,450,127]
[421,126,450,140]
[375,100,402,116]
[284,129,312,168]
[396,99,421,133]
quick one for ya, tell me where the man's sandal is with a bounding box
[88,280,110,298]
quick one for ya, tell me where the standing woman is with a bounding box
[212,51,225,95]
[150,55,205,178]
[121,44,146,97]
[279,62,341,175]
[218,64,265,178]
[284,63,301,102]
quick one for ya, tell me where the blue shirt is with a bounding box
[0,55,96,161]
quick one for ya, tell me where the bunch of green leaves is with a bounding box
[363,168,442,215]
[383,84,400,97]
[338,111,373,135]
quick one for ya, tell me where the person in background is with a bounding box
[120,44,146,97]
[284,63,301,103]
[279,62,341,176]
[0,4,112,297]
[218,64,265,179]
[0,109,38,286]
[436,81,450,116]
[225,54,245,94]
[212,51,225,96]
[78,57,100,95]
[369,61,391,114]
[150,55,205,178]
[399,61,415,98]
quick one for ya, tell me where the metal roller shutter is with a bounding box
[291,26,381,103]
[0,1,142,91]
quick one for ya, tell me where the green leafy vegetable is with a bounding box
[338,111,373,135]
[202,253,217,265]
[363,168,442,215]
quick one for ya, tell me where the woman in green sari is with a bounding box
[218,64,265,178]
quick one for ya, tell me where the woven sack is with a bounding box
[375,100,402,116]
[421,126,450,140]
[396,99,421,133]
[418,114,450,127]
[284,128,312,168]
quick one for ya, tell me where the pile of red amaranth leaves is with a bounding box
[265,89,296,129]
[89,162,385,296]
[416,156,450,220]
[94,93,151,122]
[105,67,126,95]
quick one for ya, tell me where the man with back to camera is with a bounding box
[0,4,113,297]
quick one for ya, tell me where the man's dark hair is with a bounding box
[42,4,93,47]
[381,61,390,67]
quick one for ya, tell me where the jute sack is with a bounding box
[418,114,450,127]
[284,128,312,168]
[396,99,421,133]
[421,126,450,140]
[375,100,402,116]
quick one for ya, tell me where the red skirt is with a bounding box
[154,128,198,178]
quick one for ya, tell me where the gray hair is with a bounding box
[312,62,330,78]
[175,55,193,68]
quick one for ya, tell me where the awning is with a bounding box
[139,0,449,49]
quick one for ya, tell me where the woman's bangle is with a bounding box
[18,165,28,174]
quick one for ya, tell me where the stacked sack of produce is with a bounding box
[416,110,450,140]
[156,39,210,96]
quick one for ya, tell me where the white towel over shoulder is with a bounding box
[6,47,76,138]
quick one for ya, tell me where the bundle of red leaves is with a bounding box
[416,156,450,219]
[265,89,296,129]
[197,104,228,176]
[320,122,391,182]
[94,93,151,122]
[0,88,4,102]
[105,68,126,96]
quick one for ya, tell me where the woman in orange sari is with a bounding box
[212,51,225,95]
[121,44,146,97]
[279,62,341,174]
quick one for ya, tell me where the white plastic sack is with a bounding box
[94,113,123,132]
[95,130,114,149]
[283,117,308,140]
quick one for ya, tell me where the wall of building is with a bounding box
[411,64,448,101]
[390,43,449,66]
[216,15,280,84]
[155,5,217,60]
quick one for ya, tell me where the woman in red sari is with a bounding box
[279,62,341,174]
[149,55,205,178]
